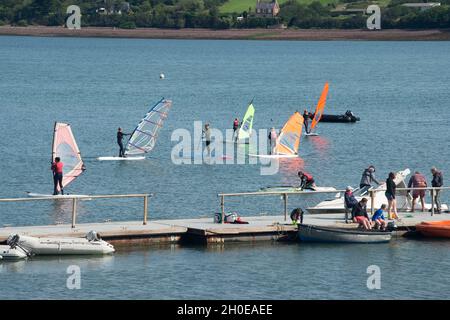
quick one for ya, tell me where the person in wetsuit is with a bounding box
[302,110,311,134]
[51,157,64,195]
[117,127,131,158]
[232,118,240,141]
[298,171,315,190]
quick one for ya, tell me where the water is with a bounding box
[0,36,449,299]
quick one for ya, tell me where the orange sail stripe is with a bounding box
[310,82,329,130]
[275,112,304,155]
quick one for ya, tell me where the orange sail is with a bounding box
[274,112,304,155]
[310,82,329,131]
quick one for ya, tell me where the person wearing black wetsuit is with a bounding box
[302,110,310,134]
[117,127,130,158]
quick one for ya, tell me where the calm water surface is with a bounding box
[0,37,449,299]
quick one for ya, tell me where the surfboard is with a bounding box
[97,156,145,161]
[304,132,319,137]
[248,154,298,159]
[27,192,91,199]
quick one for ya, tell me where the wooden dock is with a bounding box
[1,212,448,245]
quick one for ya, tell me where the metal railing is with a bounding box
[0,193,152,228]
[217,186,449,223]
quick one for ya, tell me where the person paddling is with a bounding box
[117,127,130,158]
[298,171,315,190]
[51,157,64,195]
[268,127,278,154]
[302,110,311,134]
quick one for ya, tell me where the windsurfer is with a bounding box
[117,127,130,158]
[232,118,239,141]
[51,157,64,195]
[298,171,315,190]
[202,123,212,156]
[302,110,311,134]
[268,127,278,154]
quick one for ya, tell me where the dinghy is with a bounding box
[7,231,115,256]
[416,221,450,238]
[98,98,172,161]
[318,111,359,123]
[305,82,329,136]
[249,111,303,159]
[28,122,86,198]
[0,245,28,260]
[298,224,392,243]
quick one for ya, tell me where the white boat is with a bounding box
[249,111,303,159]
[0,245,28,260]
[259,186,337,193]
[28,122,86,198]
[7,231,115,256]
[97,98,172,161]
[307,168,448,214]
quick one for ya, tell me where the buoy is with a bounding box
[159,73,165,79]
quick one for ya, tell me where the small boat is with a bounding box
[7,231,115,256]
[314,111,360,123]
[98,98,172,161]
[0,245,28,259]
[416,221,450,238]
[298,224,392,243]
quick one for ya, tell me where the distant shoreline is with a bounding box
[1,26,450,41]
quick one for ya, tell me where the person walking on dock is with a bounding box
[268,127,278,154]
[117,127,130,158]
[51,157,64,195]
[302,110,311,134]
[359,165,380,194]
[385,172,398,219]
[407,171,427,212]
[352,198,372,230]
[431,167,443,213]
[202,123,212,156]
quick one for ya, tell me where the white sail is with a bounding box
[125,98,172,155]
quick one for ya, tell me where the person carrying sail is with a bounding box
[268,127,278,155]
[232,118,240,140]
[117,127,131,158]
[51,157,64,195]
[302,110,311,134]
[298,171,315,190]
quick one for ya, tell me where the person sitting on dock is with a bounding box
[51,157,64,195]
[372,204,388,231]
[302,110,311,134]
[232,118,239,140]
[407,171,428,212]
[359,165,380,194]
[268,127,278,154]
[117,127,130,158]
[298,171,315,190]
[352,198,372,230]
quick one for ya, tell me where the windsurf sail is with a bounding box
[52,122,85,189]
[125,98,172,155]
[237,103,255,141]
[310,82,329,131]
[274,112,304,155]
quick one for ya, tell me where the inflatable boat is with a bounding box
[0,245,28,259]
[416,221,450,238]
[308,110,360,123]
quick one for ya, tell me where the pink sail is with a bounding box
[52,122,84,189]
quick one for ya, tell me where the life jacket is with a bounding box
[303,172,313,181]
[233,120,239,128]
[270,130,278,140]
[52,162,63,174]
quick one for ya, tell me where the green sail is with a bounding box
[237,103,255,141]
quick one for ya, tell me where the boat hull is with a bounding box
[298,224,392,243]
[416,221,450,238]
[313,114,360,123]
[0,245,27,259]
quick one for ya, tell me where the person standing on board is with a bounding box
[232,118,240,141]
[385,172,398,219]
[268,127,278,154]
[51,157,64,195]
[359,165,380,194]
[298,171,315,190]
[430,167,443,213]
[202,123,212,156]
[302,110,311,134]
[407,171,427,212]
[117,127,130,158]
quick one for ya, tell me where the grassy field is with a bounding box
[220,0,337,13]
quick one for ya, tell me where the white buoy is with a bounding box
[159,73,165,79]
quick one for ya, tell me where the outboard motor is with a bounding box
[387,221,397,232]
[86,230,101,242]
[6,234,20,248]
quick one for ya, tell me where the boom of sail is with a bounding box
[125,98,172,156]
